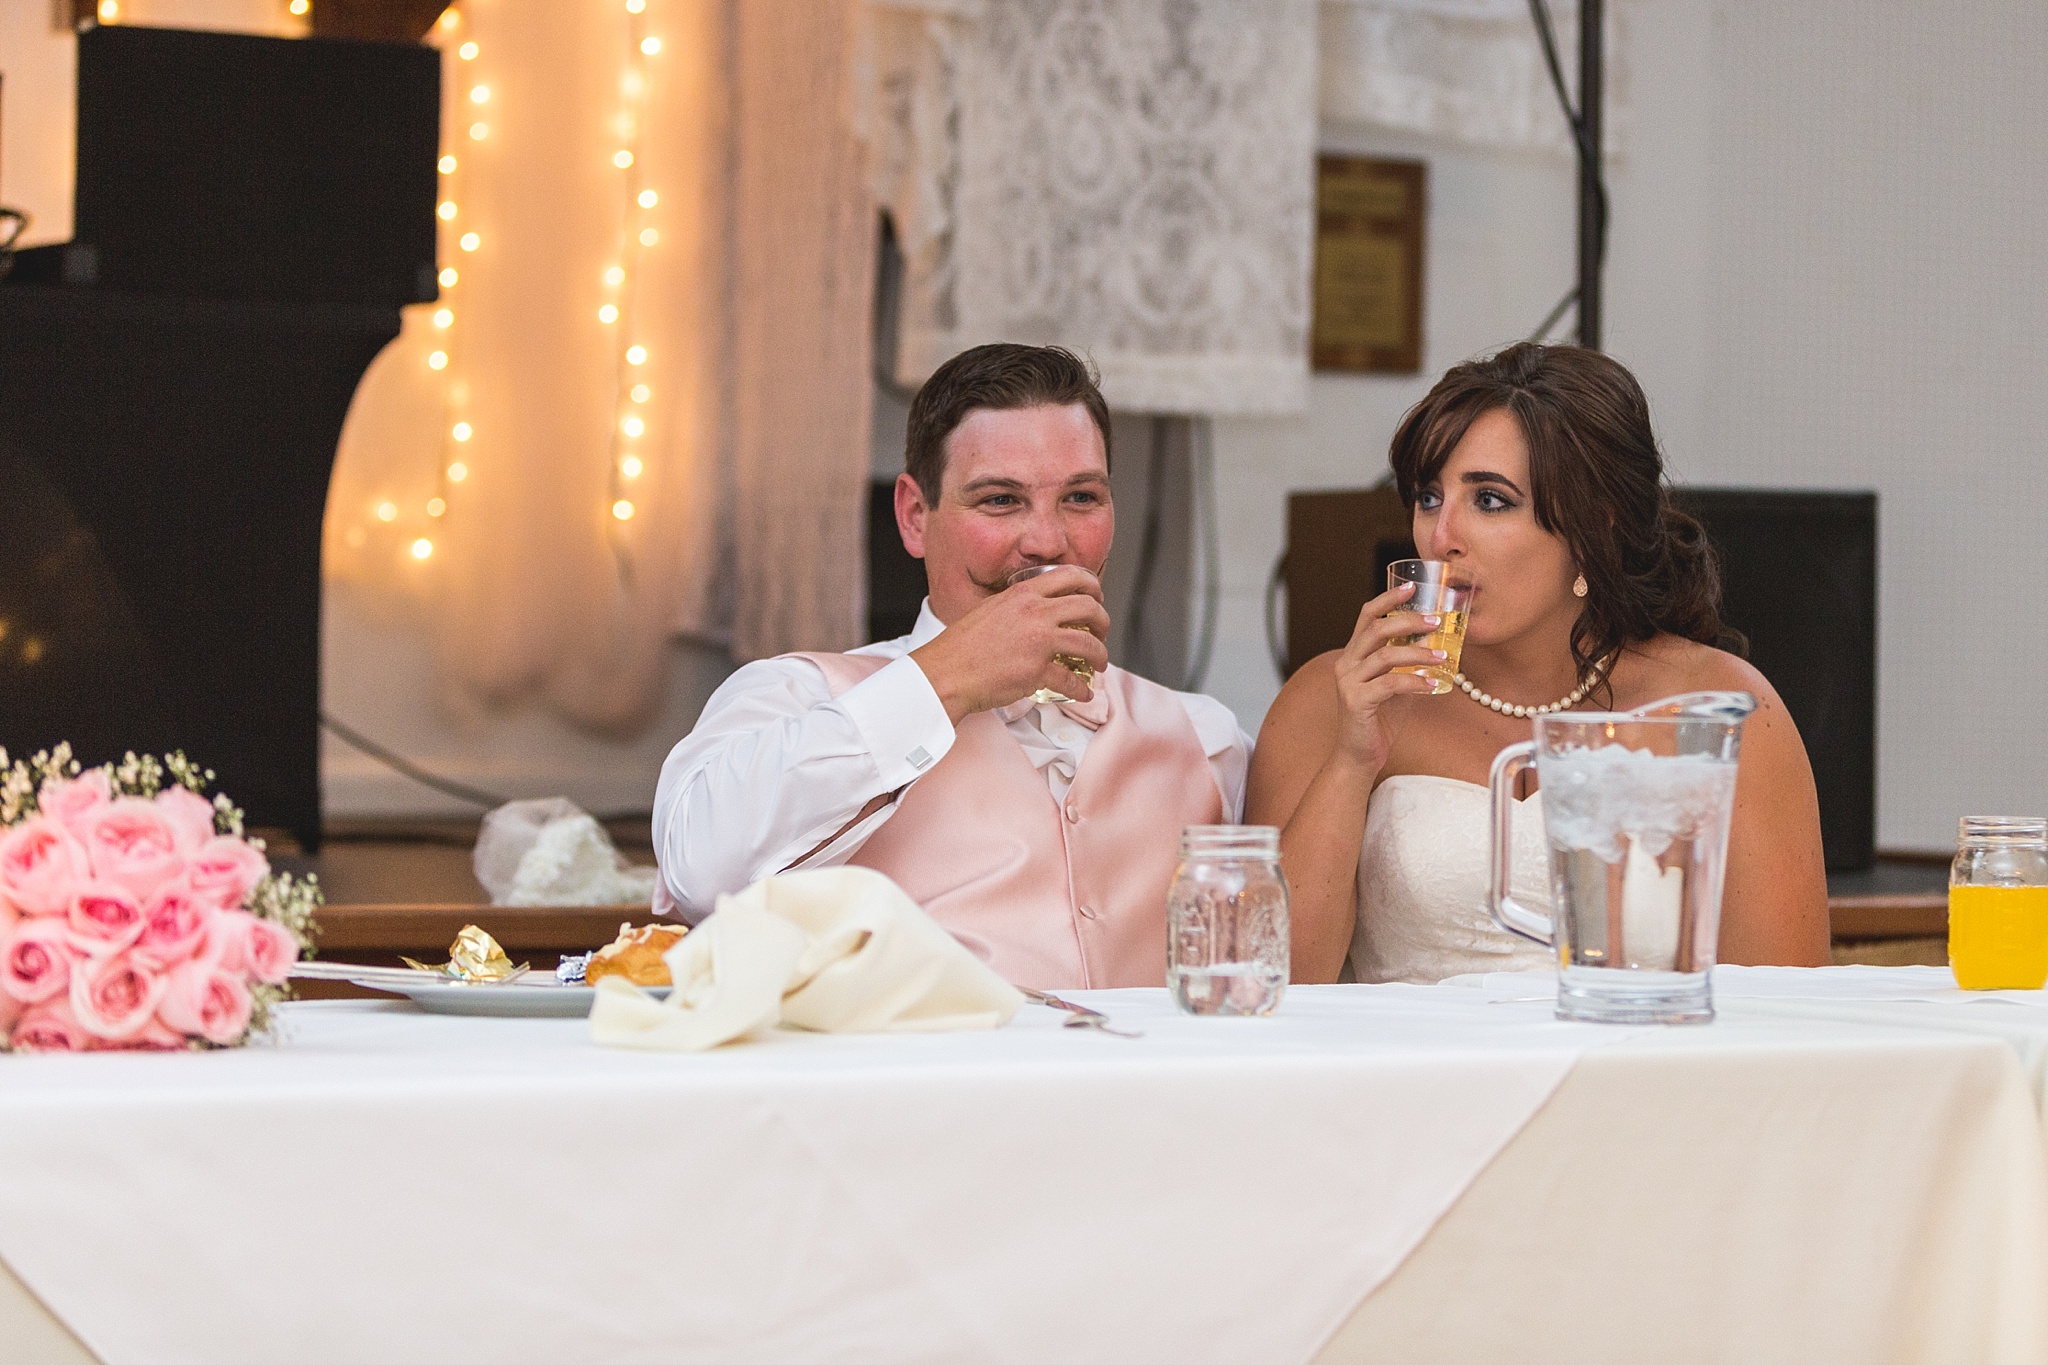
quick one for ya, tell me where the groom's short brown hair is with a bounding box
[904,343,1112,503]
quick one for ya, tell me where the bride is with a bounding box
[1249,344,1831,984]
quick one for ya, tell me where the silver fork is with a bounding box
[1017,986,1142,1039]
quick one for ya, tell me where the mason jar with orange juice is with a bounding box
[1949,817,2048,990]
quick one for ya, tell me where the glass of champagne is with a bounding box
[1386,559,1472,694]
[1005,563,1099,704]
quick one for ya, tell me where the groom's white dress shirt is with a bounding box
[653,602,1250,921]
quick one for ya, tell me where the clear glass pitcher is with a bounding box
[1488,692,1756,1024]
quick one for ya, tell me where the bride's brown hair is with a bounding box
[1387,343,1736,697]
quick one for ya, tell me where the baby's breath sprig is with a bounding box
[249,869,323,957]
[110,750,165,800]
[1,745,84,824]
[163,751,216,796]
[0,753,35,825]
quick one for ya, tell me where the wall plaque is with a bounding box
[1311,155,1425,374]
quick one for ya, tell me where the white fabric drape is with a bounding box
[860,0,1319,415]
[326,0,874,725]
[1318,0,1629,156]
[725,0,876,662]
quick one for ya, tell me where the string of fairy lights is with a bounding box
[360,0,663,573]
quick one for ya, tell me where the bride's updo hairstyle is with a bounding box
[1387,343,1734,696]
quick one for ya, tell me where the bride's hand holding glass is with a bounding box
[1329,580,1454,774]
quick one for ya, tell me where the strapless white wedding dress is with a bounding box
[1348,775,1558,984]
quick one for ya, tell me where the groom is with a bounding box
[651,343,1247,990]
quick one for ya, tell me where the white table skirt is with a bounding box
[5,973,2048,1365]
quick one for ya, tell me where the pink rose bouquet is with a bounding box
[0,746,320,1053]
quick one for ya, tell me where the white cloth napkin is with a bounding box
[589,866,1024,1050]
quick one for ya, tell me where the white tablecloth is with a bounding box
[4,973,2048,1365]
[0,986,1601,1365]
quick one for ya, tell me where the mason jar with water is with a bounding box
[1488,692,1755,1024]
[1167,826,1289,1016]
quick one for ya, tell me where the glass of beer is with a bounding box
[1386,559,1473,694]
[1005,564,1099,704]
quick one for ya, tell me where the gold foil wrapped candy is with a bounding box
[402,925,526,982]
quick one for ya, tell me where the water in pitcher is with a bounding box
[1538,746,1738,1013]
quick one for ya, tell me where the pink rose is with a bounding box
[1,918,79,1003]
[0,816,92,917]
[10,996,90,1052]
[0,986,19,1038]
[66,880,147,956]
[157,960,252,1045]
[37,769,111,841]
[154,785,219,853]
[132,886,215,970]
[183,836,269,912]
[213,912,299,985]
[74,798,185,903]
[116,1013,190,1052]
[68,951,166,1041]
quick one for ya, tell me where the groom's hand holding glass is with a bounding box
[910,564,1110,725]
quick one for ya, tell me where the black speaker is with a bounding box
[1675,489,1877,872]
[53,24,440,306]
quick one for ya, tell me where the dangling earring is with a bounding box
[1572,574,1588,599]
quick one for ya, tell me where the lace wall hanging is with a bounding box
[861,0,1319,416]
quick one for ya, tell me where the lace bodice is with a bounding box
[1349,775,1556,984]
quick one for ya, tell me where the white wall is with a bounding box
[1203,0,2046,852]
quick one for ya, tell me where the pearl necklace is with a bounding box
[1453,655,1614,719]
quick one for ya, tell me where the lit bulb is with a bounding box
[626,345,648,365]
[427,497,447,517]
[613,150,635,169]
[621,455,644,477]
[439,155,457,175]
[598,304,619,324]
[638,189,659,208]
[626,0,645,11]
[452,422,474,441]
[438,201,458,220]
[469,122,489,141]
[376,501,398,522]
[433,308,454,328]
[438,9,459,30]
[439,266,458,287]
[641,37,662,55]
[460,232,481,252]
[458,41,478,59]
[621,415,645,437]
[604,265,625,286]
[411,538,434,560]
[612,499,636,521]
[447,462,470,482]
[639,228,659,246]
[471,85,490,105]
[427,350,449,370]
[289,0,309,15]
[97,0,118,20]
[630,384,650,403]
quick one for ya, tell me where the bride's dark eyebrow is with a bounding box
[1460,470,1525,496]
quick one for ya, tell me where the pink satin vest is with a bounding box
[794,654,1224,990]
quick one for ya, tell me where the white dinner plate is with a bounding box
[293,962,668,1018]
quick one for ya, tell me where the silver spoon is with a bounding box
[1017,986,1142,1039]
